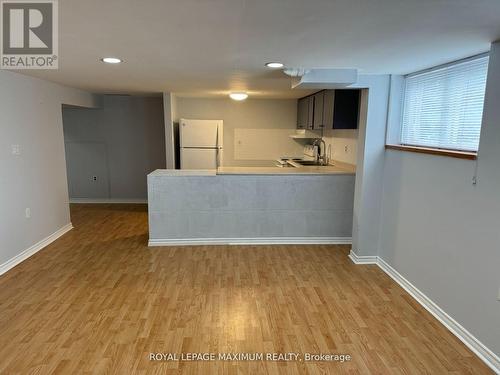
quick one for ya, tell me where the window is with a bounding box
[401,55,489,152]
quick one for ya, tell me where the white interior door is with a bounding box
[180,119,222,148]
[181,148,218,169]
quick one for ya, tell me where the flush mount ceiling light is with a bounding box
[229,92,248,101]
[265,62,284,68]
[101,57,122,64]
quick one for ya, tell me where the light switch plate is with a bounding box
[25,208,31,219]
[11,144,20,155]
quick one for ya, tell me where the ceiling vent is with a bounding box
[290,68,358,89]
[282,68,310,78]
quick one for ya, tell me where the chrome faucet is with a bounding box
[313,138,328,165]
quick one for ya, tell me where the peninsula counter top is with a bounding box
[217,163,355,175]
[148,161,355,177]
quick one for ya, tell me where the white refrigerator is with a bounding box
[179,119,223,169]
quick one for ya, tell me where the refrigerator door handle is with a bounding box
[216,125,219,168]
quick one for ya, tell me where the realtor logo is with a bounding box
[1,0,58,69]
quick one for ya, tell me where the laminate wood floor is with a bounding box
[0,204,493,374]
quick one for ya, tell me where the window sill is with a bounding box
[385,144,477,160]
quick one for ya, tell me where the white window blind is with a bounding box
[401,55,489,152]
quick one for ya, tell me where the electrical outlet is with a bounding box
[344,145,349,153]
[25,208,31,219]
[11,144,20,155]
[92,176,97,182]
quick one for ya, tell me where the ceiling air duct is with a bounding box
[285,68,358,89]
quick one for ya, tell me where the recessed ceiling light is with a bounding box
[265,62,284,68]
[229,92,248,101]
[101,57,122,64]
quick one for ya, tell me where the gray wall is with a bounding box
[0,70,99,267]
[350,76,391,257]
[163,93,176,169]
[377,43,500,356]
[62,95,166,200]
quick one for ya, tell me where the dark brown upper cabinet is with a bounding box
[297,96,314,129]
[297,89,360,130]
[332,89,360,130]
[313,90,335,130]
[312,91,323,129]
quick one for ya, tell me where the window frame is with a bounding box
[388,53,489,159]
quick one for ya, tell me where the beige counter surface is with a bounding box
[149,169,216,177]
[217,161,355,175]
[148,161,355,177]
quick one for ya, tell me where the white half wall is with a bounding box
[0,70,99,268]
[148,172,355,241]
[377,42,500,362]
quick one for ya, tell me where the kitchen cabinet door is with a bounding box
[306,96,314,129]
[333,89,360,129]
[323,90,334,129]
[297,97,309,129]
[313,91,325,129]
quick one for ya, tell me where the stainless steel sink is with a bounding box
[293,160,322,166]
[285,159,328,167]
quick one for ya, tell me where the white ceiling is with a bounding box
[17,0,500,98]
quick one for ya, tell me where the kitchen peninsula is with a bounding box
[147,163,356,245]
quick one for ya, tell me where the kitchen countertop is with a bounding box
[216,163,355,175]
[149,169,216,177]
[149,161,355,177]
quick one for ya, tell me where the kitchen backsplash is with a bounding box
[323,129,358,166]
[234,128,303,161]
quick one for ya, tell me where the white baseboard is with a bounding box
[349,250,500,374]
[69,198,147,204]
[149,237,352,246]
[348,249,378,264]
[0,223,73,276]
